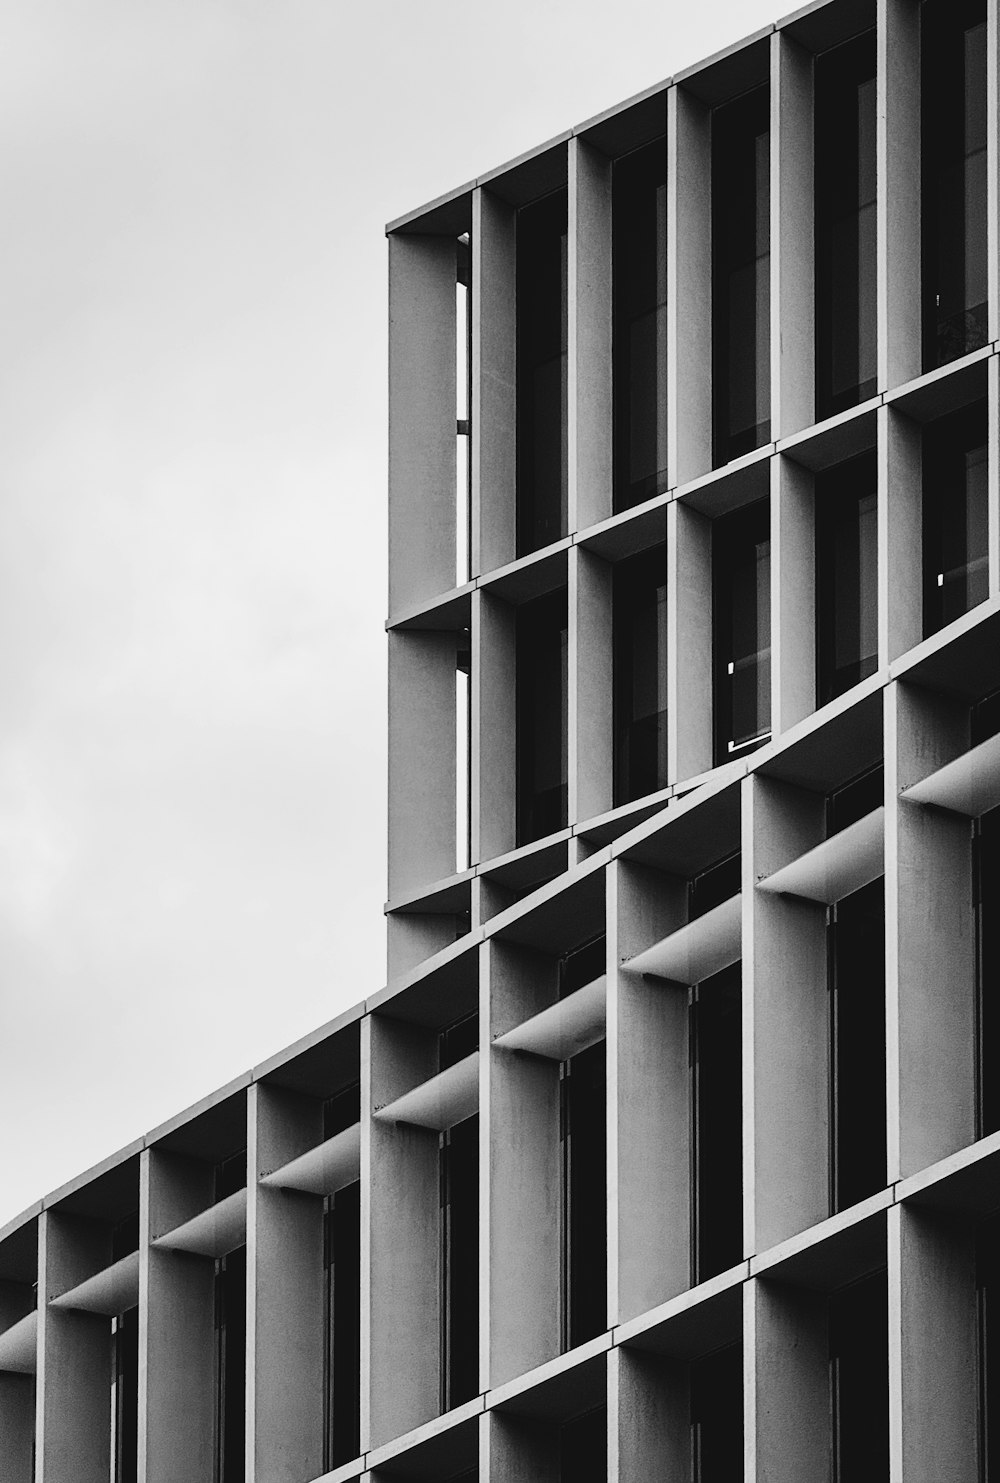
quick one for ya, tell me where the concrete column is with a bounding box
[247,1083,325,1483]
[473,589,517,865]
[485,938,561,1387]
[142,1149,217,1483]
[886,682,975,1182]
[878,0,922,391]
[569,137,613,535]
[880,404,923,666]
[889,1203,978,1483]
[35,1210,111,1483]
[772,453,815,736]
[388,233,458,616]
[668,84,712,486]
[771,30,815,441]
[366,1012,440,1447]
[669,498,713,786]
[747,774,829,1251]
[747,1276,829,1483]
[387,629,459,907]
[473,188,517,577]
[608,860,689,1323]
[572,544,614,828]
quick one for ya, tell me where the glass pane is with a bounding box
[517,190,568,554]
[713,86,771,466]
[713,499,771,761]
[816,454,878,704]
[923,400,989,635]
[516,589,568,845]
[613,139,668,511]
[613,544,668,804]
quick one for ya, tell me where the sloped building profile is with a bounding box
[3,0,1000,1477]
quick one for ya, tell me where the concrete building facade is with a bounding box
[4,0,1000,1477]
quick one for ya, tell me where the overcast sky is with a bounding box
[0,0,781,1226]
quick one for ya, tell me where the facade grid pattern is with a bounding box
[4,0,1000,1478]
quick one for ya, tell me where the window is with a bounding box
[829,1273,889,1479]
[974,692,1000,1139]
[923,400,989,636]
[457,634,471,873]
[516,589,568,846]
[690,855,743,1283]
[560,1405,607,1483]
[713,500,771,764]
[827,767,886,1214]
[439,1013,479,1413]
[110,1210,139,1483]
[922,0,988,369]
[323,1084,361,1469]
[214,1244,246,1483]
[713,85,770,466]
[517,190,568,556]
[977,1210,1000,1477]
[613,139,668,511]
[613,544,667,805]
[560,938,607,1352]
[815,30,877,418]
[213,1152,247,1483]
[816,452,878,706]
[456,237,472,588]
[691,1343,743,1482]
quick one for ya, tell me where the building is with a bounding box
[2,0,1000,1476]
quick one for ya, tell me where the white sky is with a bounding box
[0,0,782,1227]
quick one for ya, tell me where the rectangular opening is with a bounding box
[712,499,771,764]
[814,29,877,419]
[323,1081,361,1469]
[560,1404,607,1483]
[516,588,568,846]
[923,399,989,637]
[439,1011,479,1413]
[612,138,668,512]
[214,1243,246,1483]
[560,938,607,1352]
[517,190,568,556]
[110,1307,138,1483]
[974,691,1000,1139]
[921,0,988,371]
[457,237,471,588]
[828,1271,889,1478]
[457,636,471,873]
[613,543,668,805]
[827,769,886,1214]
[977,1211,1000,1475]
[712,85,770,467]
[815,451,878,706]
[690,1342,743,1480]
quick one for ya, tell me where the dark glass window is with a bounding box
[815,30,877,418]
[691,1343,743,1481]
[713,85,770,466]
[214,1244,246,1483]
[713,500,771,764]
[517,189,568,555]
[516,589,568,846]
[923,400,989,636]
[559,935,606,999]
[691,964,742,1283]
[439,1012,479,1412]
[613,139,668,511]
[827,803,886,1211]
[214,1150,247,1202]
[322,1082,361,1469]
[922,0,988,369]
[560,1406,607,1483]
[816,453,878,706]
[974,694,1000,1139]
[829,1273,889,1479]
[977,1211,1000,1477]
[613,544,668,805]
[561,1037,606,1351]
[111,1307,138,1483]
